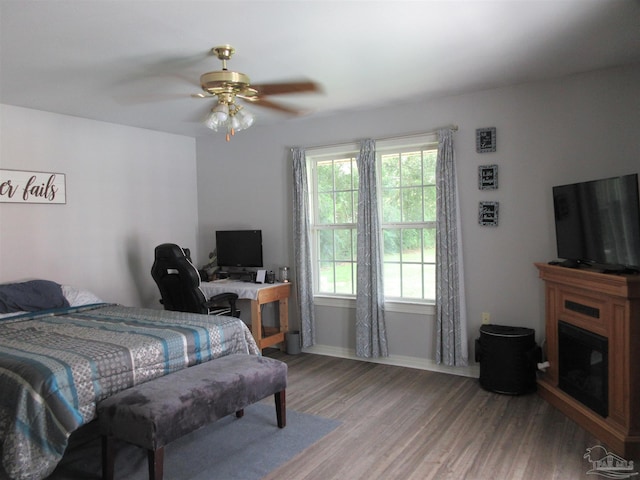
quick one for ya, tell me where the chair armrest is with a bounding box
[205,292,239,317]
[207,292,239,304]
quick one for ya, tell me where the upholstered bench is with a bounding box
[97,353,287,480]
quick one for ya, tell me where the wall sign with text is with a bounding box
[476,127,496,153]
[478,164,498,190]
[478,201,499,226]
[0,169,66,204]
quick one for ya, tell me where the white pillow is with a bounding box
[61,285,105,306]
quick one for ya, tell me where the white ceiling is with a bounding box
[1,1,639,138]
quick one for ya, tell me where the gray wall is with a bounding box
[0,106,198,307]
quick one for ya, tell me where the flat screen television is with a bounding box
[552,173,640,272]
[215,230,263,268]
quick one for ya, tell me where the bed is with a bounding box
[0,280,259,480]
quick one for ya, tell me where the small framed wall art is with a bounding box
[479,201,499,226]
[476,127,496,153]
[478,164,498,190]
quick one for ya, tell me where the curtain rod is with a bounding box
[290,124,458,152]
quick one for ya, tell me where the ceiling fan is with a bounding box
[192,45,321,140]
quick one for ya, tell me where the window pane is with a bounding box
[352,228,358,262]
[401,151,423,186]
[318,192,335,224]
[423,264,436,301]
[402,186,423,222]
[383,262,401,297]
[334,158,353,191]
[318,230,334,261]
[319,261,335,292]
[317,162,334,192]
[381,154,400,188]
[382,188,401,223]
[402,263,423,298]
[335,191,354,224]
[423,186,436,222]
[423,150,437,185]
[350,262,357,295]
[423,228,436,263]
[335,262,354,294]
[334,229,353,261]
[353,164,359,191]
[383,228,401,262]
[401,228,422,262]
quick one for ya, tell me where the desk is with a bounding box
[201,280,291,351]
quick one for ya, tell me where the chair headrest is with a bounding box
[154,243,187,260]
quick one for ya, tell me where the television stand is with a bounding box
[535,263,640,457]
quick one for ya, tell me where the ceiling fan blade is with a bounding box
[247,97,308,115]
[251,80,321,96]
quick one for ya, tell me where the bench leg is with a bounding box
[101,435,115,480]
[148,446,164,480]
[275,389,286,428]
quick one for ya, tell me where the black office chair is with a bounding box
[151,243,239,317]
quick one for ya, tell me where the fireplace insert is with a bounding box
[558,321,608,417]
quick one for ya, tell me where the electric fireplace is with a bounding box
[558,321,608,417]
[536,262,640,458]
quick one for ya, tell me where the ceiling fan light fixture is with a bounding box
[230,114,241,131]
[205,100,255,140]
[204,110,220,131]
[236,107,255,129]
[195,44,319,140]
[211,102,229,122]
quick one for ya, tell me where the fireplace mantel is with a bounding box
[535,263,640,457]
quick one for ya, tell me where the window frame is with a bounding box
[306,134,438,307]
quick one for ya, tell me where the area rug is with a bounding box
[48,403,341,480]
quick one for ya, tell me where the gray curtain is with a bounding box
[292,147,316,347]
[435,128,468,366]
[355,139,389,358]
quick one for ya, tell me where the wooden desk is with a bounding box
[201,281,291,351]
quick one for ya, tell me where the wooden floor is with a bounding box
[261,350,612,480]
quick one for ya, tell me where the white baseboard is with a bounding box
[301,344,480,378]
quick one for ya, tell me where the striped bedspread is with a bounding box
[0,304,259,480]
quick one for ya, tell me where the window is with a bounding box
[307,135,438,302]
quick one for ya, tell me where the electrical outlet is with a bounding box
[482,312,490,324]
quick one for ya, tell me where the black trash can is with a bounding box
[475,324,540,395]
